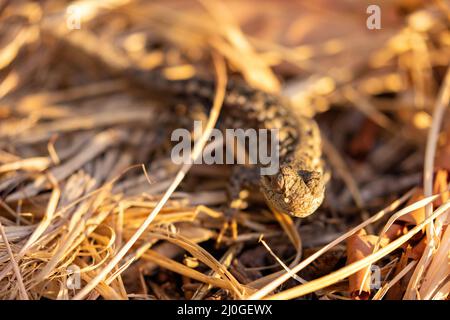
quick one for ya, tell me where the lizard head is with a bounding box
[260,163,325,218]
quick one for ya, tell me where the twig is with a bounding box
[405,66,450,299]
[0,221,29,300]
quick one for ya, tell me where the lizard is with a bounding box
[126,68,326,218]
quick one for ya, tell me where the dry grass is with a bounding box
[0,0,449,300]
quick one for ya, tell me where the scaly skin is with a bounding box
[128,68,326,217]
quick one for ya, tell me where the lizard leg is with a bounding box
[220,165,260,240]
[227,165,261,211]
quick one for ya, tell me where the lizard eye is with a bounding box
[298,170,312,181]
